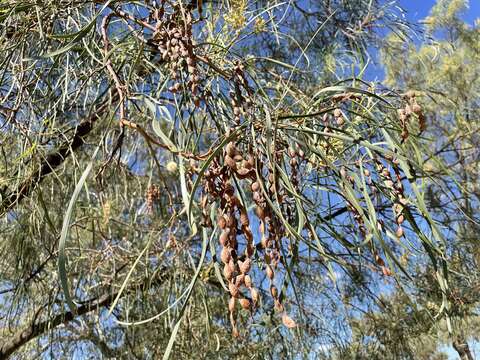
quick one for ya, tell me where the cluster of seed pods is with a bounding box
[202,139,259,336]
[146,184,160,213]
[152,1,201,106]
[229,62,252,125]
[200,134,304,335]
[398,91,425,140]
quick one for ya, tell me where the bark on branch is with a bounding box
[0,268,167,359]
[0,98,113,216]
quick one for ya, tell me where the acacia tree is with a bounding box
[0,1,458,358]
[337,1,480,359]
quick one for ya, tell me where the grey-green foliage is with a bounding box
[0,1,463,359]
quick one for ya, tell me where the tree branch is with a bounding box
[0,268,167,359]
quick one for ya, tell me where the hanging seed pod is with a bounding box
[412,103,422,115]
[244,274,252,288]
[235,274,245,286]
[282,313,297,328]
[221,247,231,264]
[226,142,236,157]
[239,258,251,274]
[396,226,404,238]
[219,231,229,246]
[251,181,260,192]
[250,287,260,304]
[236,168,251,178]
[225,155,237,170]
[229,282,240,298]
[397,214,405,224]
[228,296,236,313]
[266,265,274,280]
[224,263,234,281]
[239,298,251,310]
[240,211,249,226]
[270,285,278,298]
[218,216,227,229]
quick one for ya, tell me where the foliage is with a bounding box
[0,0,476,358]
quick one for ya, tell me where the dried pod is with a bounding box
[225,155,237,170]
[240,211,249,226]
[270,285,278,298]
[412,103,422,115]
[224,263,234,281]
[219,231,229,246]
[396,226,404,238]
[244,274,252,288]
[239,298,251,310]
[333,108,342,118]
[266,265,274,280]
[235,274,245,286]
[247,155,255,167]
[221,247,231,264]
[229,282,240,298]
[250,287,260,304]
[282,313,297,328]
[397,214,405,224]
[218,216,227,229]
[253,191,262,202]
[236,167,251,178]
[232,326,240,338]
[239,258,251,274]
[226,142,236,157]
[228,296,236,313]
[251,182,260,192]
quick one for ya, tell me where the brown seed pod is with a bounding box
[397,214,405,224]
[396,226,404,238]
[240,211,249,226]
[228,296,236,313]
[412,103,422,115]
[253,191,262,202]
[218,216,227,229]
[224,263,234,281]
[333,108,342,118]
[239,298,251,310]
[236,168,251,179]
[221,247,231,264]
[235,274,245,286]
[239,258,251,274]
[229,282,240,298]
[282,313,297,328]
[232,326,240,338]
[250,287,260,304]
[270,285,278,298]
[226,142,236,157]
[244,274,252,288]
[219,231,229,246]
[225,155,237,170]
[251,182,260,192]
[266,265,274,280]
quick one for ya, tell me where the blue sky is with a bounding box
[401,0,480,24]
